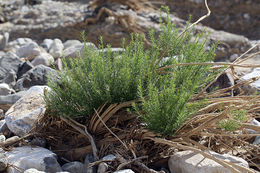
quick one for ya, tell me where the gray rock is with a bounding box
[16,42,41,59]
[0,135,5,143]
[49,39,64,59]
[17,61,34,79]
[2,70,16,87]
[114,169,135,173]
[0,83,14,96]
[15,65,56,91]
[0,32,9,50]
[31,53,54,66]
[84,154,95,173]
[29,137,46,148]
[97,162,108,173]
[40,39,53,52]
[63,40,81,49]
[5,86,50,136]
[0,52,23,82]
[24,168,45,173]
[5,146,62,173]
[0,90,27,111]
[0,153,7,172]
[62,161,85,173]
[168,150,248,173]
[0,120,10,135]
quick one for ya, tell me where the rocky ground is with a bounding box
[0,0,260,173]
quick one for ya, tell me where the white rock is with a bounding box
[5,86,50,136]
[241,68,260,89]
[49,39,64,59]
[40,39,53,52]
[168,150,249,173]
[63,40,81,49]
[16,42,41,58]
[24,168,45,173]
[114,169,135,173]
[0,32,9,50]
[0,83,14,96]
[31,53,54,66]
[63,42,97,59]
[5,146,62,173]
[0,135,5,143]
[102,154,116,161]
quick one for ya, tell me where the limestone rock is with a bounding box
[5,86,50,136]
[49,39,64,59]
[31,53,54,66]
[63,39,81,49]
[0,83,14,96]
[63,42,97,59]
[168,150,249,173]
[40,39,53,52]
[5,146,62,173]
[16,42,41,59]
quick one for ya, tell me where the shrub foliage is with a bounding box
[45,12,217,135]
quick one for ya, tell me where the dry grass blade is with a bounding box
[60,117,99,161]
[94,108,129,151]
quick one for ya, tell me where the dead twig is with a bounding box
[60,117,99,161]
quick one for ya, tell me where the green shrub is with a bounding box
[217,109,246,131]
[45,10,217,135]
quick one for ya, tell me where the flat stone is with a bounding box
[5,146,62,173]
[168,150,248,173]
[5,86,50,136]
[61,161,85,173]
